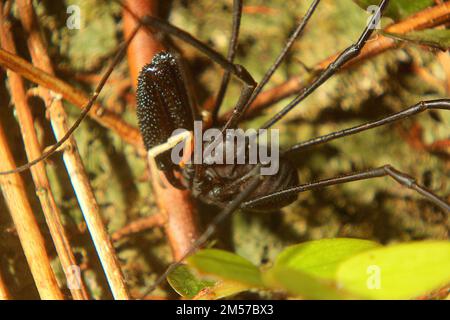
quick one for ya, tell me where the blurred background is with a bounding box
[0,0,448,299]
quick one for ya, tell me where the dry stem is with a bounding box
[111,214,165,242]
[0,5,89,300]
[14,0,130,300]
[0,125,63,300]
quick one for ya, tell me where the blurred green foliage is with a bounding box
[167,239,450,299]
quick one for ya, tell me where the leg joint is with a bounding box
[383,165,416,188]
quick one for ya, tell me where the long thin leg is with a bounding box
[222,0,322,130]
[117,0,255,86]
[260,0,390,130]
[243,165,450,212]
[0,1,252,176]
[117,1,257,138]
[285,99,450,155]
[211,0,243,125]
[141,166,263,298]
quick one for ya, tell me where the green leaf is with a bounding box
[337,241,450,299]
[274,238,380,280]
[166,264,215,298]
[383,29,450,50]
[263,266,355,299]
[353,0,435,21]
[194,281,257,300]
[167,263,254,299]
[187,249,264,287]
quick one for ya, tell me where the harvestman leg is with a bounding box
[286,99,450,153]
[146,132,193,160]
[142,167,263,297]
[117,1,257,124]
[243,165,450,212]
[259,0,390,130]
[244,99,450,212]
[119,0,320,183]
[222,0,322,130]
[211,0,243,124]
[118,0,322,131]
[213,0,321,182]
[118,0,257,191]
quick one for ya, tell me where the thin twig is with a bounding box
[0,125,63,300]
[220,2,450,122]
[0,4,88,300]
[0,48,143,151]
[428,139,450,153]
[111,214,165,242]
[15,0,130,300]
[123,0,200,261]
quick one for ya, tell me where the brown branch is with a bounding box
[0,270,11,300]
[16,0,130,300]
[0,48,144,152]
[123,0,200,261]
[412,61,446,90]
[219,2,450,122]
[111,214,165,242]
[242,5,278,15]
[0,5,89,300]
[0,123,63,300]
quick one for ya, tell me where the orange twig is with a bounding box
[111,214,165,242]
[242,5,278,15]
[123,0,200,261]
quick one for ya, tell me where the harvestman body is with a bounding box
[136,52,299,212]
